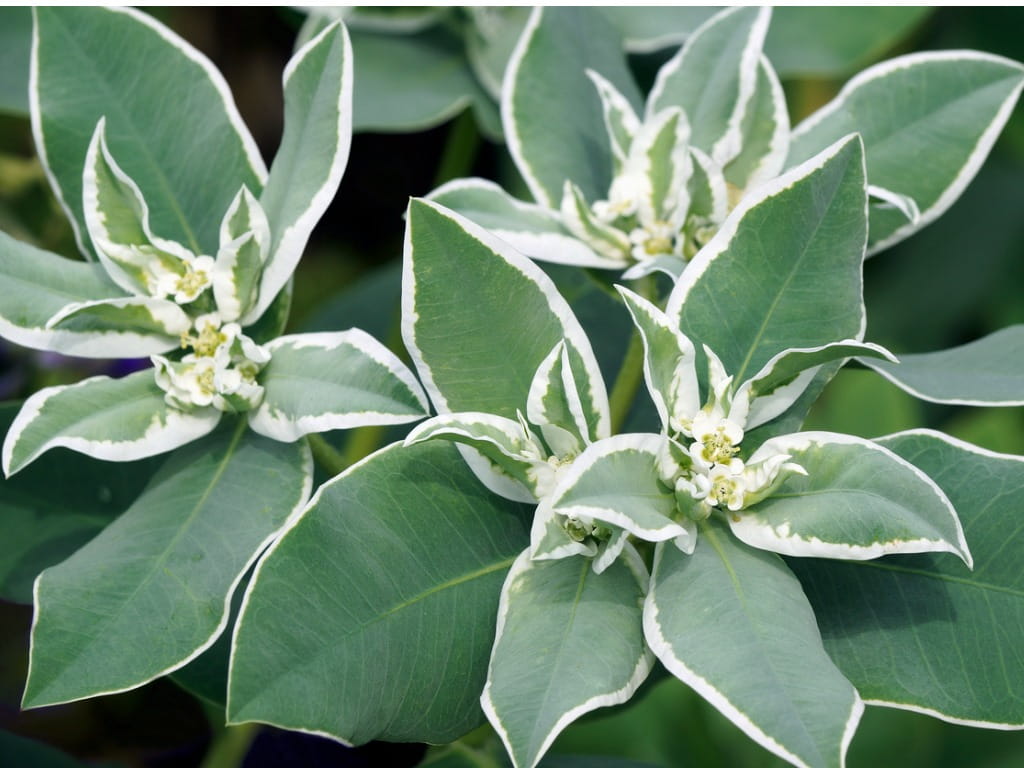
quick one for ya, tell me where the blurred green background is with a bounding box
[0,7,1022,767]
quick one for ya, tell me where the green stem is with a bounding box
[433,109,481,188]
[307,433,348,477]
[199,722,260,768]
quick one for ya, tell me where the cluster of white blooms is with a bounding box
[668,351,806,520]
[153,313,269,413]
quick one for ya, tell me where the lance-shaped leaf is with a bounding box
[82,118,193,295]
[483,548,652,768]
[32,6,266,258]
[587,69,640,171]
[247,330,427,442]
[860,325,1024,406]
[560,181,631,265]
[504,7,642,208]
[667,135,868,386]
[249,21,352,324]
[405,412,544,499]
[647,7,770,166]
[21,420,312,708]
[687,147,729,224]
[221,184,271,255]
[212,233,263,323]
[547,434,691,546]
[465,7,531,101]
[403,199,608,435]
[427,178,609,268]
[0,403,164,604]
[645,522,863,768]
[739,341,896,430]
[3,370,221,477]
[730,432,971,565]
[527,341,594,452]
[43,297,191,358]
[791,430,1024,726]
[0,229,132,355]
[228,441,531,743]
[628,107,692,226]
[617,286,698,433]
[724,56,789,194]
[787,52,1024,254]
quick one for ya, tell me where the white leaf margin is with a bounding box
[732,431,973,567]
[643,539,865,768]
[2,373,222,477]
[402,198,611,439]
[481,544,653,768]
[666,133,869,341]
[248,329,429,443]
[20,431,312,709]
[790,50,1024,256]
[30,6,267,261]
[245,20,353,325]
[869,427,1024,730]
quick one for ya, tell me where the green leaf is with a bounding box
[505,7,642,208]
[405,412,545,499]
[547,434,690,546]
[22,420,312,708]
[350,26,478,132]
[250,21,352,324]
[0,7,31,115]
[0,229,129,356]
[403,199,608,436]
[0,402,163,604]
[0,730,118,768]
[44,296,190,357]
[764,7,933,78]
[527,341,594,450]
[617,286,698,433]
[787,52,1024,254]
[740,340,895,430]
[732,431,971,564]
[228,441,531,743]
[667,135,867,386]
[723,56,789,193]
[860,325,1024,406]
[427,178,609,268]
[648,7,770,165]
[465,7,532,100]
[3,369,221,476]
[645,522,862,768]
[598,8,715,54]
[483,549,652,768]
[32,6,266,258]
[791,429,1024,726]
[248,330,428,442]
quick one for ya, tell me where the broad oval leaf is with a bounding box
[860,325,1024,406]
[645,523,863,768]
[247,330,428,443]
[648,7,770,166]
[667,135,867,386]
[228,441,531,744]
[248,21,352,324]
[732,431,971,564]
[484,548,652,768]
[44,297,190,357]
[790,430,1024,726]
[21,420,312,708]
[3,369,221,477]
[0,229,127,356]
[32,6,266,258]
[787,51,1024,253]
[403,199,608,437]
[504,7,642,208]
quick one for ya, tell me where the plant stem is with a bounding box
[433,109,481,188]
[307,433,348,477]
[199,722,260,768]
